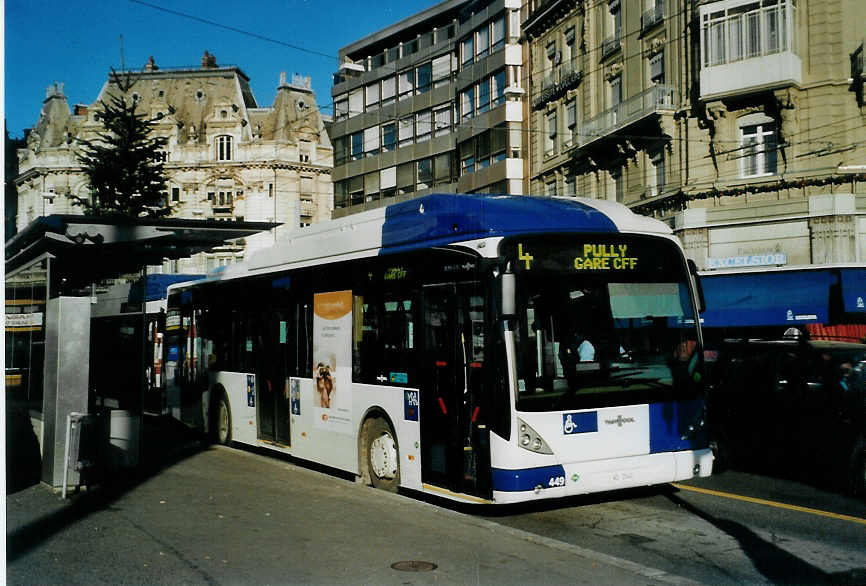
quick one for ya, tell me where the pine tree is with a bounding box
[73,70,169,217]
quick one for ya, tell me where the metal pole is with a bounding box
[62,413,72,499]
[139,265,147,467]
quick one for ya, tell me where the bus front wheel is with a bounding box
[363,418,399,492]
[214,392,232,445]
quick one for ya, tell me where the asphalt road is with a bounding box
[7,432,866,585]
[481,471,866,585]
[7,444,689,586]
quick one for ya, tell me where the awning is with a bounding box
[699,270,837,327]
[840,268,866,313]
[5,215,276,292]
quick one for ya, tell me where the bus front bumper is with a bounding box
[491,448,714,504]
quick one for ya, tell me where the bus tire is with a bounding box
[214,391,232,445]
[363,418,399,492]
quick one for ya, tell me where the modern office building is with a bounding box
[329,0,525,217]
[14,53,334,273]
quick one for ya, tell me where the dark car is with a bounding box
[708,337,865,497]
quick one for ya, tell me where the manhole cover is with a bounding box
[391,560,437,572]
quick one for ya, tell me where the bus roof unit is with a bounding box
[245,194,671,275]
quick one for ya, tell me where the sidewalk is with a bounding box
[7,418,698,585]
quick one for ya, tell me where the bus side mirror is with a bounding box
[500,272,516,319]
[688,259,706,314]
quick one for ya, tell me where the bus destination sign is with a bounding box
[574,244,638,271]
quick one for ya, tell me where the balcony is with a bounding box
[699,0,801,99]
[532,60,583,110]
[700,50,801,99]
[601,35,621,60]
[641,2,664,34]
[578,85,676,147]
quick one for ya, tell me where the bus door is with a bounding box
[420,282,490,497]
[256,310,291,445]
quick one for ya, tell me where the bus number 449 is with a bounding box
[548,476,566,488]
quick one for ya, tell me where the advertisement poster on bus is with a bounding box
[312,290,353,434]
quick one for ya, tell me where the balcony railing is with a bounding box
[601,35,621,60]
[578,84,676,147]
[641,2,664,33]
[532,60,583,110]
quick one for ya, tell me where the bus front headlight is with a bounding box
[517,418,553,455]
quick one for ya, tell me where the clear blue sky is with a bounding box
[5,0,439,138]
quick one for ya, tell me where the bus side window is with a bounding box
[353,294,381,383]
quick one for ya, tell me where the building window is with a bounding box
[492,124,507,163]
[614,171,624,202]
[380,166,397,199]
[610,75,622,109]
[461,87,475,121]
[398,117,413,147]
[349,88,363,117]
[649,51,665,84]
[381,76,396,106]
[433,105,451,137]
[564,26,576,65]
[702,0,795,67]
[476,25,490,60]
[544,180,556,196]
[650,151,665,196]
[544,112,556,156]
[215,135,233,161]
[300,176,313,197]
[365,81,380,111]
[460,139,475,175]
[363,126,379,157]
[382,123,397,152]
[300,140,312,163]
[611,0,622,40]
[398,70,414,100]
[740,115,778,177]
[417,158,433,191]
[491,70,506,107]
[335,95,349,121]
[171,187,180,203]
[477,78,491,114]
[434,152,452,185]
[432,54,452,88]
[491,15,506,52]
[416,62,432,94]
[565,100,577,147]
[416,109,432,143]
[397,162,414,195]
[461,36,474,67]
[364,171,379,202]
[350,131,363,160]
[476,132,491,170]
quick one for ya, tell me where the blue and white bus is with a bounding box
[164,194,712,504]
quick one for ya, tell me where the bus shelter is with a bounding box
[5,215,275,488]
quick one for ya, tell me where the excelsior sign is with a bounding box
[706,253,787,269]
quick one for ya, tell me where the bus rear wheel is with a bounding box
[214,392,232,445]
[364,418,399,492]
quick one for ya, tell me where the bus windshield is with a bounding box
[502,234,701,412]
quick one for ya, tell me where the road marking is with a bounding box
[672,483,866,526]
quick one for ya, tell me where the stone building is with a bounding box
[15,53,334,273]
[329,0,526,217]
[521,0,866,270]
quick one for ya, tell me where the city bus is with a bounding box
[164,194,712,504]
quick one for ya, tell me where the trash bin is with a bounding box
[106,410,141,469]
